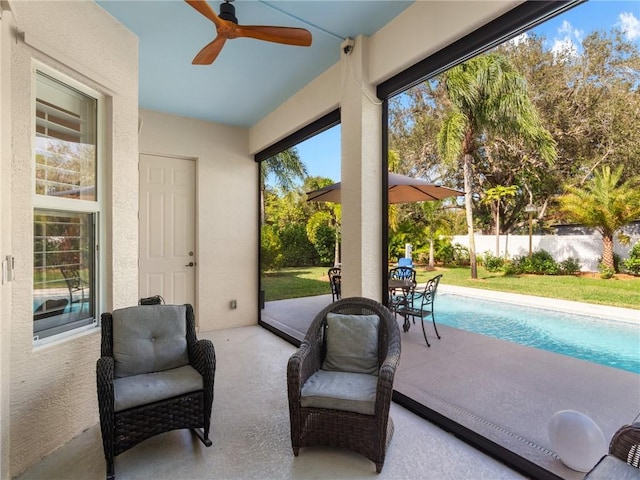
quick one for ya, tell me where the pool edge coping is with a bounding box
[437,284,639,325]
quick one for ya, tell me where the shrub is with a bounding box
[452,243,470,266]
[599,262,615,279]
[261,225,283,271]
[279,223,319,267]
[527,250,559,275]
[510,250,567,275]
[481,251,505,272]
[559,257,581,275]
[622,241,640,276]
[502,261,519,276]
[311,223,335,266]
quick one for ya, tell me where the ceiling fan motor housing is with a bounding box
[220,1,238,24]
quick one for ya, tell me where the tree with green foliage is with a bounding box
[420,200,460,268]
[304,176,341,265]
[483,185,518,256]
[497,29,640,227]
[261,224,283,271]
[306,212,336,265]
[437,52,557,278]
[260,148,307,224]
[558,165,640,273]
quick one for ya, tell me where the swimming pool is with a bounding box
[435,293,640,374]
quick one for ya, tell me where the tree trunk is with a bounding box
[602,235,615,271]
[463,154,477,278]
[333,226,340,266]
[495,202,500,256]
[429,238,435,268]
[260,188,265,226]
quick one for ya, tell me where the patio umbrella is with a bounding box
[306,172,464,204]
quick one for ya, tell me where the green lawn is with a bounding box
[263,265,640,309]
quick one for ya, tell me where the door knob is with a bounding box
[185,262,194,267]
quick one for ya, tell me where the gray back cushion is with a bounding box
[112,305,189,378]
[322,312,380,375]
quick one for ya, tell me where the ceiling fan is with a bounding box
[185,0,313,65]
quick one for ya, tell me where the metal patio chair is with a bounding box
[60,266,90,313]
[328,267,342,301]
[395,274,443,346]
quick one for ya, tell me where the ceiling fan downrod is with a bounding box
[219,1,237,24]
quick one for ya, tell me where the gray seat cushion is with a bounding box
[300,370,377,415]
[322,312,380,375]
[114,365,203,412]
[112,305,189,378]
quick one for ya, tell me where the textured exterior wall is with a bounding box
[5,0,138,476]
[339,36,383,300]
[0,9,15,480]
[138,109,256,331]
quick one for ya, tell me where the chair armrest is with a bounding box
[609,423,640,467]
[287,317,324,403]
[287,340,321,399]
[375,306,401,416]
[375,340,401,415]
[191,339,216,389]
[96,356,115,447]
[96,356,114,404]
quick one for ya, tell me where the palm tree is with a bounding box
[260,148,308,225]
[437,52,556,278]
[558,165,640,272]
[421,200,457,268]
[483,185,518,256]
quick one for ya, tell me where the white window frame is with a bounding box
[32,62,106,346]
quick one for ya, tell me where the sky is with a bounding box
[279,0,640,187]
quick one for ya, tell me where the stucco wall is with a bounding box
[4,0,138,476]
[138,109,256,331]
[0,9,14,480]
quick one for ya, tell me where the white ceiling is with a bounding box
[96,0,414,127]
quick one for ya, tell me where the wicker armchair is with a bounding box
[609,422,640,468]
[287,297,401,473]
[97,304,215,480]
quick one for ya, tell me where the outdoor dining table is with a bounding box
[388,278,416,332]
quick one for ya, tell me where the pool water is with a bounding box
[435,294,640,374]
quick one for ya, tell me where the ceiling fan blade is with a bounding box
[235,25,312,47]
[185,0,223,28]
[192,36,227,64]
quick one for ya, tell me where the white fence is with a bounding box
[451,233,640,272]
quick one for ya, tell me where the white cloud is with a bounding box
[549,20,582,59]
[551,37,579,58]
[557,20,584,42]
[618,12,640,41]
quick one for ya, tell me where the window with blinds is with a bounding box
[35,72,97,201]
[33,69,101,343]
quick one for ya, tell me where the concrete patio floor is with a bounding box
[16,325,525,480]
[260,287,640,479]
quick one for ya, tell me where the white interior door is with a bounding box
[139,154,196,305]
